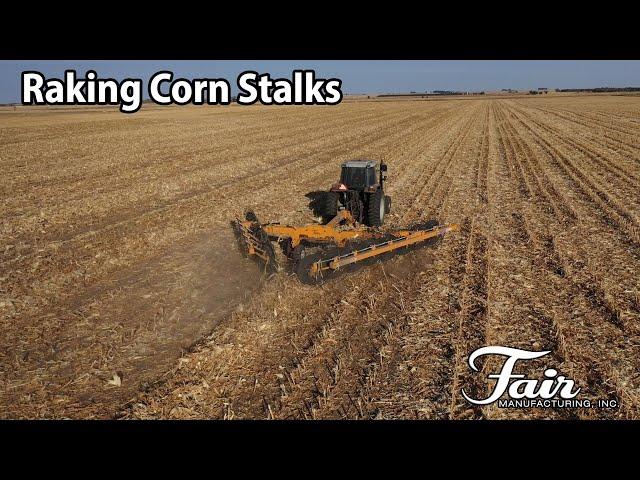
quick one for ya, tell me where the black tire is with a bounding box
[292,245,307,262]
[384,195,392,214]
[295,252,329,285]
[365,189,385,227]
[280,240,306,271]
[320,191,339,223]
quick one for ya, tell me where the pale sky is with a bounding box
[2,60,640,103]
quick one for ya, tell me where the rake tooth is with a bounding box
[232,213,279,275]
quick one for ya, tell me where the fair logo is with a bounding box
[462,346,617,410]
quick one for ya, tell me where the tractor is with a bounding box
[320,160,392,227]
[231,160,460,285]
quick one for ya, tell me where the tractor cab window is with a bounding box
[340,166,367,188]
[366,167,376,186]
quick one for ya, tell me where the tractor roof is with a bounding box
[341,160,378,168]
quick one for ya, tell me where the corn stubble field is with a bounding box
[1,95,639,419]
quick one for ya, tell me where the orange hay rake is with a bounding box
[232,209,458,284]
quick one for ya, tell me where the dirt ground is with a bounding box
[1,96,639,419]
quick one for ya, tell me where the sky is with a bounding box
[2,60,640,103]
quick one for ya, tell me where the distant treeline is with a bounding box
[378,91,485,98]
[556,87,640,93]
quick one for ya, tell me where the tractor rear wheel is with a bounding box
[320,191,339,223]
[365,189,385,227]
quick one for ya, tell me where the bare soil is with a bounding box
[1,96,639,418]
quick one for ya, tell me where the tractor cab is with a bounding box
[336,160,387,193]
[325,159,391,227]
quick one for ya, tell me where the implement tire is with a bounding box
[295,252,329,285]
